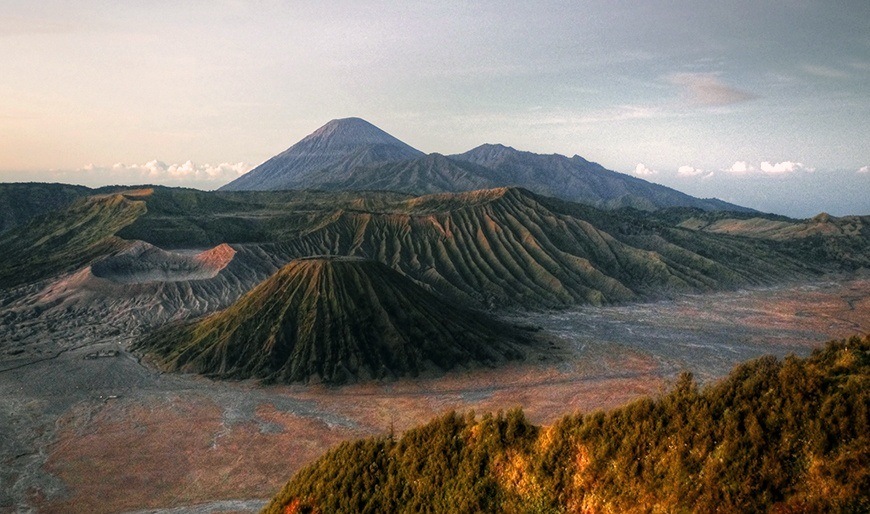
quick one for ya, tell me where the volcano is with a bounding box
[219,117,424,191]
[135,257,532,383]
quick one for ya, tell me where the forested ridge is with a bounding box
[265,335,869,513]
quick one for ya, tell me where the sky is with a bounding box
[1,0,868,217]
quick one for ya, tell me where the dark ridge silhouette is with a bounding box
[0,182,92,233]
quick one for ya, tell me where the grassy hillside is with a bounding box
[115,187,413,248]
[135,257,533,383]
[0,182,92,233]
[0,191,146,288]
[265,334,869,513]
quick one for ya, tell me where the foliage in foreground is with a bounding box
[264,335,869,513]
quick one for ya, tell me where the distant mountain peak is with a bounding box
[302,117,413,148]
[220,119,750,212]
[219,118,423,191]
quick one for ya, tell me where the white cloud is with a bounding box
[677,165,705,177]
[667,72,757,106]
[58,160,252,189]
[91,160,249,181]
[728,161,755,173]
[858,165,869,174]
[634,163,657,176]
[759,161,807,174]
[725,160,814,175]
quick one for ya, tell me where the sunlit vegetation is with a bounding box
[265,335,869,513]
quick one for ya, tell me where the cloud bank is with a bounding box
[728,161,755,173]
[725,160,811,175]
[759,161,809,174]
[63,160,252,188]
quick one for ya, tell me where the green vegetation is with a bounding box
[116,187,413,247]
[265,335,869,513]
[0,192,145,288]
[0,182,91,234]
[657,207,870,270]
[135,257,532,383]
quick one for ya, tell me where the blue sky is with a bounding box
[1,1,868,216]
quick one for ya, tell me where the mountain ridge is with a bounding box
[5,185,859,308]
[219,117,751,212]
[451,143,750,211]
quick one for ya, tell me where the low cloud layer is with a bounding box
[639,166,869,218]
[728,161,755,173]
[51,160,253,189]
[759,161,808,174]
[668,73,757,106]
[725,160,811,175]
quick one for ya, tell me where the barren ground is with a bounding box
[1,277,868,514]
